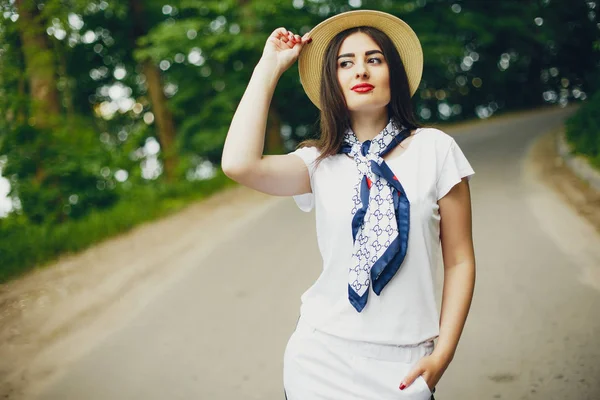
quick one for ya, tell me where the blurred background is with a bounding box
[0,0,598,281]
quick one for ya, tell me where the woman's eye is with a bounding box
[339,58,381,68]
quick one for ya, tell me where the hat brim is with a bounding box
[298,10,423,110]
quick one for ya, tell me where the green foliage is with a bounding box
[0,170,236,283]
[0,9,27,136]
[0,119,118,224]
[565,91,600,169]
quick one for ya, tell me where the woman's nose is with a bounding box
[356,64,369,78]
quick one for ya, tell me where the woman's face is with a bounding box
[336,31,391,113]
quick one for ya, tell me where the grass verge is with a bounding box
[0,171,236,283]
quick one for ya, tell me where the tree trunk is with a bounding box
[14,0,61,184]
[15,0,60,126]
[58,51,75,122]
[129,0,178,182]
[16,74,27,124]
[142,61,177,180]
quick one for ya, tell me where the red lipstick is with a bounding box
[351,83,374,93]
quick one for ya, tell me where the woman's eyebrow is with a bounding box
[337,50,384,59]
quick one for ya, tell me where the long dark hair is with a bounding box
[299,26,422,164]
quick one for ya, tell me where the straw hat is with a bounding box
[298,9,423,110]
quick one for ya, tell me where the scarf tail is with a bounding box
[348,284,369,312]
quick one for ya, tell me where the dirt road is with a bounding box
[1,105,599,400]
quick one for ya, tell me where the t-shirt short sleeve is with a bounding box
[289,146,320,212]
[436,138,475,201]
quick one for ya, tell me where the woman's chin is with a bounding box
[346,101,389,113]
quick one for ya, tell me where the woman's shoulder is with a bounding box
[292,144,321,156]
[413,126,459,159]
[292,144,347,163]
[414,126,454,142]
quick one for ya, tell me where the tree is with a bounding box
[130,0,178,182]
[1,0,119,224]
[14,0,61,183]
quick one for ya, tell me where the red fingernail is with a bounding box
[399,383,406,390]
[307,38,312,43]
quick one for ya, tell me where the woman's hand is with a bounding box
[260,27,311,76]
[399,352,450,392]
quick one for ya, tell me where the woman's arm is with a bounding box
[399,177,475,391]
[221,50,283,174]
[221,28,313,196]
[435,177,476,364]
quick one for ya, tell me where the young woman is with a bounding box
[222,9,476,400]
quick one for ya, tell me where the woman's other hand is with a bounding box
[261,27,311,75]
[399,352,450,393]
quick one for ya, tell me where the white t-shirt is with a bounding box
[289,127,475,346]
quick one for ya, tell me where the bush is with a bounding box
[565,92,600,169]
[0,122,119,225]
[0,171,236,283]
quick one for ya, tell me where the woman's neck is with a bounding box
[349,108,389,142]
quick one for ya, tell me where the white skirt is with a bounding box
[283,317,436,400]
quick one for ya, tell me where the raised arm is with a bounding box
[221,28,313,197]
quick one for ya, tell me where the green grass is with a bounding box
[565,91,600,170]
[0,171,237,283]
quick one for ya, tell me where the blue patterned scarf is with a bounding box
[339,118,411,312]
